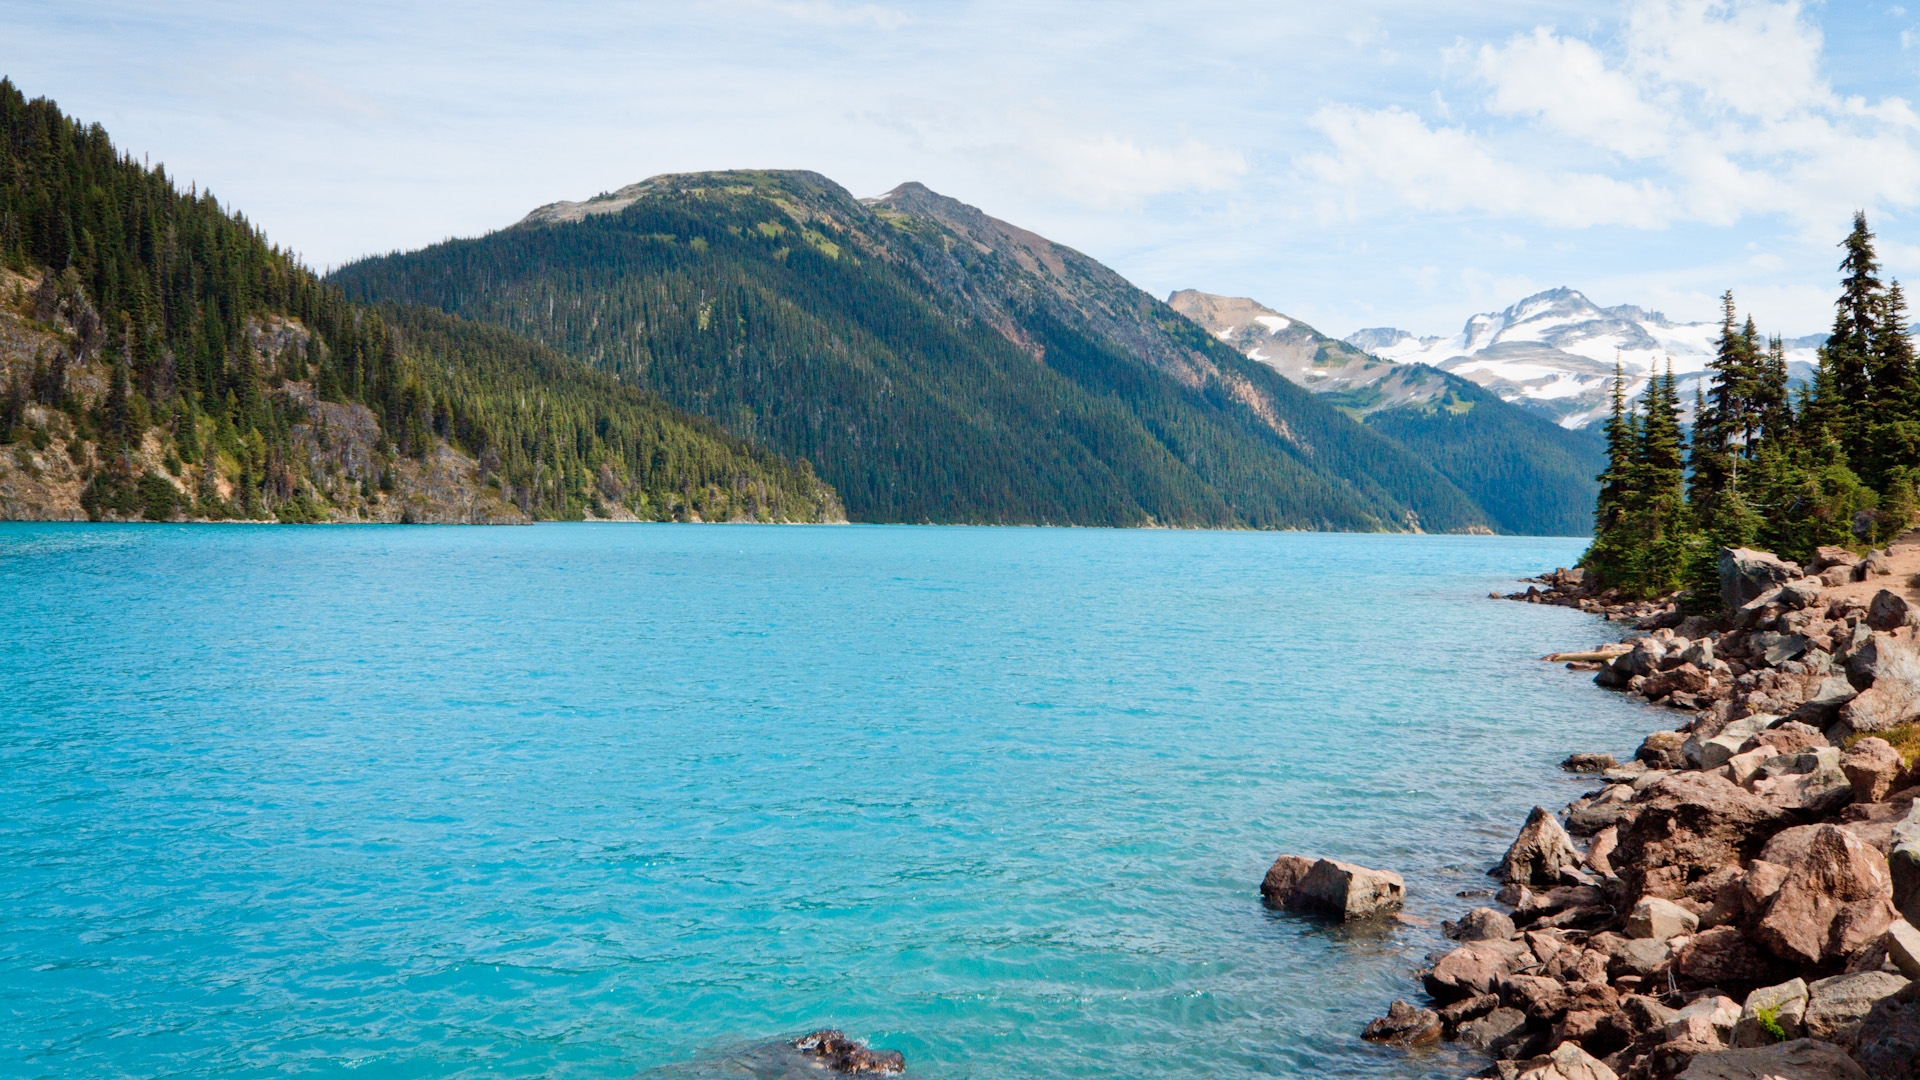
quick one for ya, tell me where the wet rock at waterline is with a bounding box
[1260,854,1405,919]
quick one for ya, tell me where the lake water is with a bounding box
[0,524,1654,1080]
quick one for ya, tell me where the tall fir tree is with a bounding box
[1629,362,1690,597]
[1830,211,1882,466]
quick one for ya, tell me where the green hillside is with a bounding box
[0,81,839,523]
[1363,378,1603,536]
[332,171,1499,531]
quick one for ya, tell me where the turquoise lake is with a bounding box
[0,524,1655,1079]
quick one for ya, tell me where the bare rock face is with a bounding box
[1498,806,1585,886]
[1566,752,1620,773]
[790,1031,905,1075]
[1752,825,1896,967]
[1805,971,1910,1049]
[1612,773,1790,902]
[1360,999,1441,1046]
[1262,855,1404,919]
[1672,1037,1868,1079]
[1846,738,1907,804]
[1721,547,1804,610]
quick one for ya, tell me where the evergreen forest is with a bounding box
[0,80,839,522]
[332,171,1583,532]
[1583,213,1917,602]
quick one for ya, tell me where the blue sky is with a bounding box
[6,1,1919,339]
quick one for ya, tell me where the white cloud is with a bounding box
[1303,104,1674,228]
[1305,0,1920,234]
[1476,28,1672,158]
[1037,133,1247,209]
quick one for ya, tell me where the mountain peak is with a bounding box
[519,169,853,227]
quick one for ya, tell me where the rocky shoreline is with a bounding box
[1284,538,1920,1080]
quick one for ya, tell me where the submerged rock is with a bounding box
[790,1031,905,1075]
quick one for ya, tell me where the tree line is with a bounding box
[1584,213,1913,603]
[0,79,837,522]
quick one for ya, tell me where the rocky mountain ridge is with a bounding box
[336,170,1536,532]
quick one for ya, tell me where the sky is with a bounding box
[6,0,1920,340]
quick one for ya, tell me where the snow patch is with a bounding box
[1253,315,1291,334]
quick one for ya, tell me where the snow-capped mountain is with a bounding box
[1166,289,1454,415]
[1346,288,1821,429]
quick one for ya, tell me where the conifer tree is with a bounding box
[1861,278,1920,497]
[1582,363,1637,583]
[1831,212,1882,464]
[1630,362,1690,597]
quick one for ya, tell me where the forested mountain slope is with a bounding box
[0,81,841,523]
[333,170,1502,531]
[1169,290,1604,536]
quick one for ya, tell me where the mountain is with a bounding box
[1167,290,1604,536]
[0,81,842,524]
[332,170,1516,531]
[1346,287,1822,428]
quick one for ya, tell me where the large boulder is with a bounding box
[1805,971,1910,1049]
[1839,633,1920,736]
[1497,806,1584,886]
[1846,737,1907,804]
[1752,825,1896,967]
[1729,978,1808,1047]
[1263,855,1404,919]
[1690,714,1777,771]
[1626,895,1700,941]
[1640,730,1692,770]
[1869,589,1917,632]
[1721,547,1804,610]
[1790,678,1862,727]
[1425,938,1532,1002]
[1749,757,1856,818]
[1814,546,1860,573]
[1611,772,1790,901]
[1673,1038,1868,1079]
